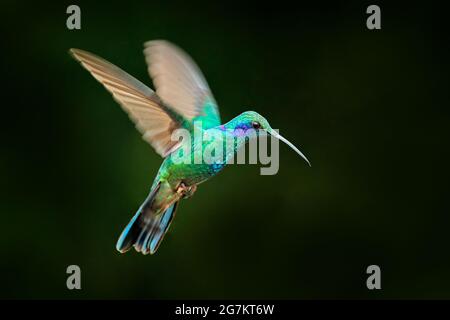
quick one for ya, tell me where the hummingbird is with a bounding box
[70,40,310,255]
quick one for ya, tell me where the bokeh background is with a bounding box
[1,0,449,299]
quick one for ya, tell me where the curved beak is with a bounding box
[269,130,311,167]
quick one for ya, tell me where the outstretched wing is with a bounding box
[70,49,181,157]
[143,40,221,129]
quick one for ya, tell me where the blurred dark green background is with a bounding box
[1,1,449,299]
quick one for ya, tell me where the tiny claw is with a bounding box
[176,182,197,199]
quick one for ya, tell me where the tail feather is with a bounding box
[141,201,178,254]
[116,183,179,255]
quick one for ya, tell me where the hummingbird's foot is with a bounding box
[176,182,197,199]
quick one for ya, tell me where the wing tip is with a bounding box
[68,48,83,58]
[68,48,94,64]
[143,39,169,48]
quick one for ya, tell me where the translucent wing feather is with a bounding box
[143,40,221,129]
[70,49,181,157]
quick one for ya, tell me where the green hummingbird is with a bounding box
[70,40,310,255]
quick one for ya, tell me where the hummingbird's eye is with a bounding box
[252,121,261,129]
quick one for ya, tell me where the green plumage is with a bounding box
[70,41,309,255]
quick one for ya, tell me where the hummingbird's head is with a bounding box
[234,111,272,132]
[231,111,311,166]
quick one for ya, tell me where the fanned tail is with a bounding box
[116,182,179,255]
